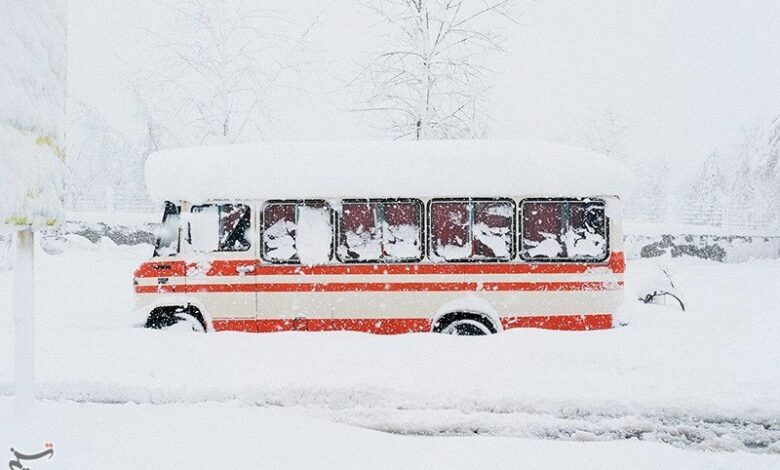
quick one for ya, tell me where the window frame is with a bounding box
[189,202,253,253]
[153,201,181,258]
[518,197,610,263]
[336,198,425,264]
[427,198,517,263]
[260,199,335,265]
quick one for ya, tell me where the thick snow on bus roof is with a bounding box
[145,140,635,202]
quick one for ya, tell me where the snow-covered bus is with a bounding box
[134,140,632,335]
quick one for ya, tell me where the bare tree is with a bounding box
[134,0,298,147]
[579,108,631,159]
[353,0,515,140]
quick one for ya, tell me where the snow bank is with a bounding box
[2,400,776,470]
[145,140,636,202]
[1,244,780,453]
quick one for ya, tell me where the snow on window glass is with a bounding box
[430,202,470,260]
[296,206,333,265]
[190,204,251,253]
[262,204,296,261]
[188,205,220,253]
[382,202,422,260]
[521,200,607,261]
[262,201,332,264]
[430,200,514,262]
[338,200,422,262]
[473,201,513,259]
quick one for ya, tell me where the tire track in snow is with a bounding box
[323,407,780,453]
[1,382,778,453]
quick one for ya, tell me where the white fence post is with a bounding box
[13,228,36,423]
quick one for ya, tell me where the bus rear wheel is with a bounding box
[433,313,497,336]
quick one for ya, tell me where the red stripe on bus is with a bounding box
[136,280,623,294]
[134,252,625,278]
[210,314,612,334]
[501,313,612,330]
[134,262,187,278]
[211,319,260,332]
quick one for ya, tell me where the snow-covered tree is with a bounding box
[750,116,780,228]
[0,0,67,435]
[0,0,67,227]
[353,0,514,140]
[682,150,728,226]
[68,100,148,210]
[623,159,671,223]
[720,117,780,230]
[133,0,295,147]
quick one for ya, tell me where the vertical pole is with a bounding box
[13,227,35,421]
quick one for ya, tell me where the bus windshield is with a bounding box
[153,201,181,257]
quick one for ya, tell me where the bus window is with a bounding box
[262,201,332,264]
[430,201,470,260]
[473,201,514,259]
[430,199,514,262]
[383,201,422,260]
[337,199,423,263]
[153,201,180,257]
[520,199,607,261]
[190,204,251,253]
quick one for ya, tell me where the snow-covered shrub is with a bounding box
[634,263,685,311]
[625,232,780,263]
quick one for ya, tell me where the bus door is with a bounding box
[184,203,257,331]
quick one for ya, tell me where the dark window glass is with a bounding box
[153,201,180,257]
[338,200,422,262]
[520,200,607,261]
[430,199,514,262]
[190,204,251,252]
[473,201,514,259]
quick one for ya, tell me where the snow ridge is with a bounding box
[0,381,777,453]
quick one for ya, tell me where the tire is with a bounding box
[169,312,206,333]
[145,307,206,333]
[434,313,497,336]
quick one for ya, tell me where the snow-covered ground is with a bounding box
[1,237,779,468]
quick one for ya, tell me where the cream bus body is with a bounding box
[134,140,631,335]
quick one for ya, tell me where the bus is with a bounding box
[134,140,631,335]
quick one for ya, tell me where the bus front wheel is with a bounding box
[145,306,206,333]
[433,313,497,336]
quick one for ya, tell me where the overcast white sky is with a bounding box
[68,0,780,175]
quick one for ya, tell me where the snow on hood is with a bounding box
[145,140,636,203]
